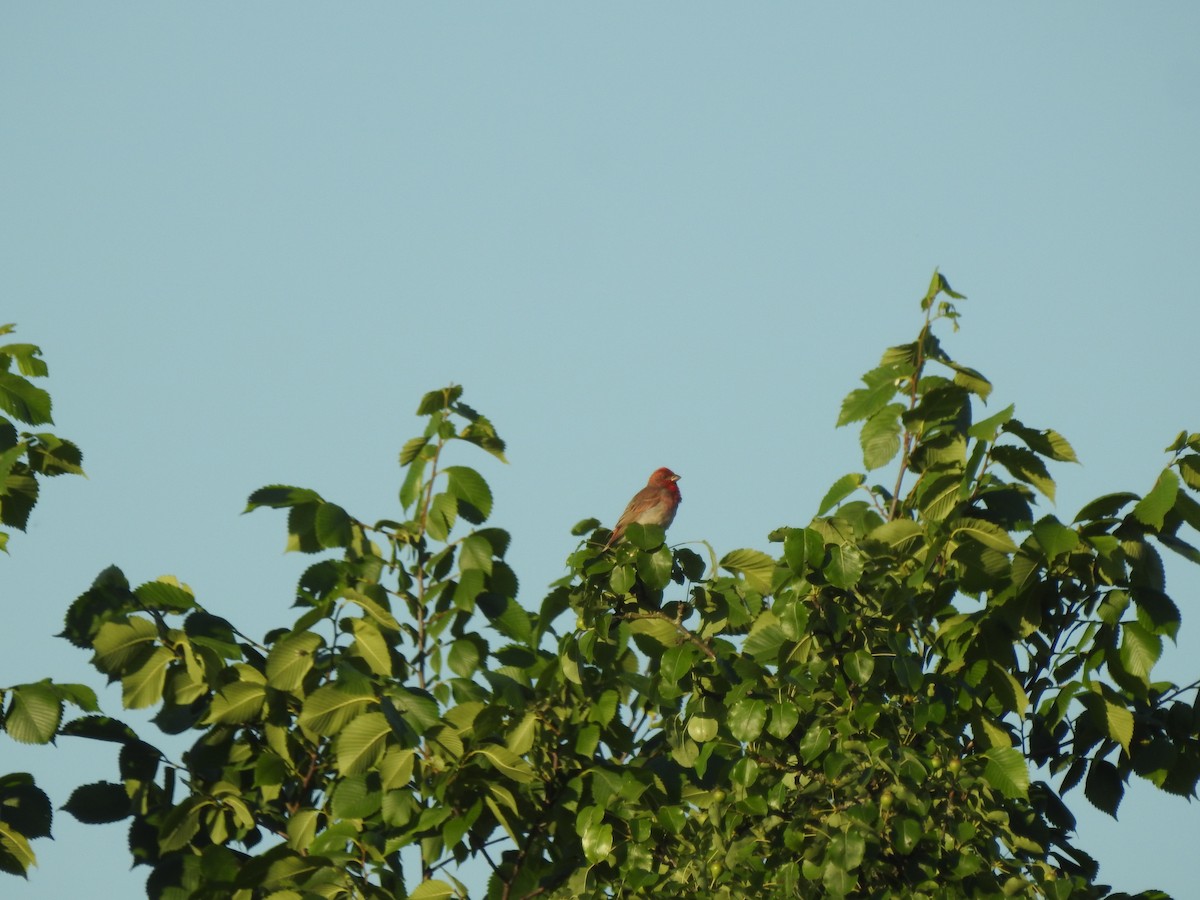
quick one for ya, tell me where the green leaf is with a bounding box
[825,543,864,589]
[880,341,918,369]
[0,373,52,425]
[4,683,62,744]
[892,817,922,856]
[1084,758,1123,817]
[298,683,374,736]
[823,862,854,897]
[341,588,401,632]
[861,404,904,470]
[417,385,463,415]
[783,527,824,574]
[458,534,494,573]
[314,502,353,548]
[922,268,966,307]
[626,616,680,648]
[952,517,1018,554]
[399,436,429,467]
[610,563,635,595]
[636,545,674,590]
[865,519,924,553]
[477,594,532,644]
[1133,588,1180,638]
[581,817,613,865]
[476,745,535,784]
[133,579,196,612]
[91,617,158,674]
[336,712,391,775]
[0,442,27,488]
[0,822,37,875]
[1118,622,1161,691]
[987,662,1029,719]
[331,773,382,819]
[728,698,768,742]
[448,638,483,679]
[838,368,901,427]
[1032,515,1079,561]
[385,687,441,733]
[59,714,139,744]
[730,756,759,788]
[798,725,832,764]
[443,466,493,522]
[656,805,686,835]
[1178,454,1200,491]
[819,473,865,515]
[1075,492,1139,522]
[915,472,961,521]
[204,681,267,725]
[62,782,131,824]
[459,414,508,462]
[743,611,786,661]
[409,881,456,900]
[121,646,173,709]
[0,342,48,378]
[982,747,1029,799]
[892,655,923,692]
[0,778,51,842]
[26,434,84,480]
[349,618,392,677]
[572,516,601,536]
[943,360,992,400]
[506,712,537,756]
[719,548,775,594]
[1002,420,1078,463]
[660,643,697,684]
[624,522,666,550]
[399,453,428,511]
[828,828,866,872]
[244,484,323,512]
[265,632,324,692]
[1133,469,1180,529]
[968,403,1015,442]
[1158,533,1200,565]
[991,445,1056,501]
[844,649,875,685]
[426,492,458,541]
[1086,691,1134,753]
[286,809,320,853]
[766,701,800,739]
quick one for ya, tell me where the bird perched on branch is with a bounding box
[604,467,682,548]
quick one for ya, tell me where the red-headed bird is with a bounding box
[604,467,682,548]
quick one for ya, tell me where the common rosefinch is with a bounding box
[604,467,682,548]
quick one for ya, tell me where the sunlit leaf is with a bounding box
[719,548,775,594]
[952,517,1018,554]
[819,473,865,515]
[983,747,1029,799]
[1133,469,1179,530]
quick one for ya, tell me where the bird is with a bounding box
[604,467,682,548]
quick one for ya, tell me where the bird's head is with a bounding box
[649,467,680,485]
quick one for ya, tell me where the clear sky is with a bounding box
[3,6,1198,897]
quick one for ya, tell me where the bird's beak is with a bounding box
[671,473,681,482]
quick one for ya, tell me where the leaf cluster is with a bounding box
[0,325,85,555]
[3,279,1199,900]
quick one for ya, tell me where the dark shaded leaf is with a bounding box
[62,782,130,824]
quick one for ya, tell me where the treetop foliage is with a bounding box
[0,324,85,556]
[3,274,1198,898]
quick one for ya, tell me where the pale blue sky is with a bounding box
[3,6,1198,897]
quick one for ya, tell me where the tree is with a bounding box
[0,325,93,877]
[3,274,1199,897]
